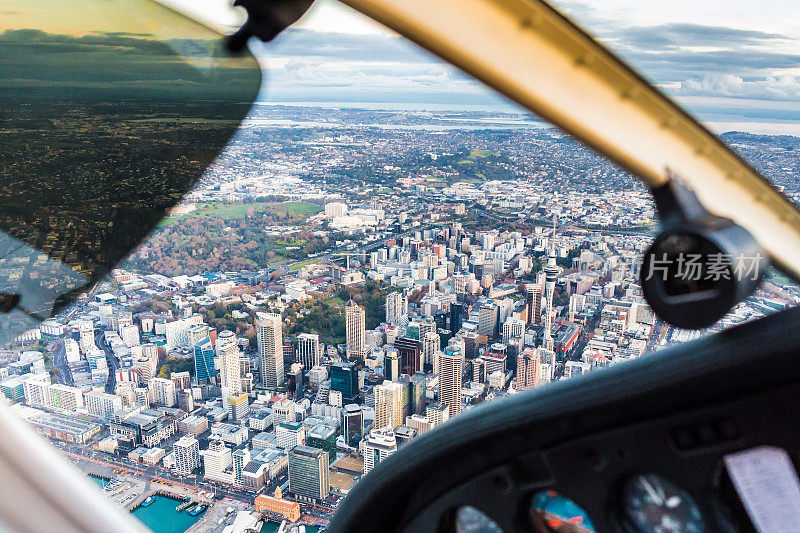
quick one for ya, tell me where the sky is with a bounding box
[159,0,800,133]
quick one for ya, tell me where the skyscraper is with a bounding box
[297,333,321,370]
[385,292,407,326]
[394,337,422,375]
[502,317,525,345]
[525,284,543,326]
[193,338,215,384]
[478,303,499,339]
[345,299,366,360]
[288,445,330,502]
[217,330,241,396]
[174,435,200,475]
[422,332,440,370]
[450,302,465,333]
[515,347,542,391]
[257,312,284,388]
[384,347,399,382]
[374,381,403,429]
[363,427,397,474]
[330,362,359,401]
[342,404,363,447]
[439,349,463,417]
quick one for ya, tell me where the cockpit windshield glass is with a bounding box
[0,0,260,342]
[1,0,799,531]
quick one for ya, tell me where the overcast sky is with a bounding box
[162,0,800,133]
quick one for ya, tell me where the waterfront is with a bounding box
[132,495,200,533]
[260,523,320,533]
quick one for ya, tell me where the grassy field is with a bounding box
[158,201,322,227]
[289,259,319,271]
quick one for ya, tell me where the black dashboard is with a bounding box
[328,306,800,532]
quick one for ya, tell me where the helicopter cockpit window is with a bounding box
[1,0,800,531]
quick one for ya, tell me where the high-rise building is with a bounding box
[288,445,330,502]
[363,427,397,474]
[217,330,241,396]
[478,303,500,339]
[233,448,251,485]
[84,390,122,420]
[516,347,542,391]
[120,324,140,348]
[345,300,366,360]
[171,371,191,391]
[502,317,525,345]
[426,402,450,427]
[149,377,176,407]
[306,424,337,462]
[374,381,403,429]
[174,435,200,474]
[193,338,215,384]
[385,292,407,326]
[188,323,211,348]
[394,337,422,375]
[450,302,466,333]
[78,320,95,354]
[384,347,399,382]
[227,393,249,422]
[257,312,284,388]
[202,440,233,484]
[422,332,440,370]
[439,349,463,417]
[330,362,358,401]
[136,343,159,386]
[342,404,363,447]
[525,284,543,326]
[297,333,321,370]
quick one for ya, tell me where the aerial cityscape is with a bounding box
[1,105,799,533]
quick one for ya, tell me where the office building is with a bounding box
[345,299,366,360]
[297,333,321,370]
[193,339,215,384]
[288,445,330,502]
[384,347,399,382]
[422,332,440,370]
[386,292,407,326]
[330,362,358,401]
[174,435,200,474]
[394,337,422,375]
[306,424,337,462]
[257,312,284,388]
[439,350,463,417]
[374,381,403,429]
[363,427,397,474]
[217,330,241,396]
[342,404,363,447]
[525,284,543,326]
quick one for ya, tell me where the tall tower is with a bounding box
[542,223,560,351]
[217,330,241,396]
[439,349,463,417]
[345,299,366,360]
[386,292,407,326]
[297,333,321,370]
[257,312,284,388]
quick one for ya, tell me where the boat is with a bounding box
[139,496,155,508]
[187,504,207,516]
